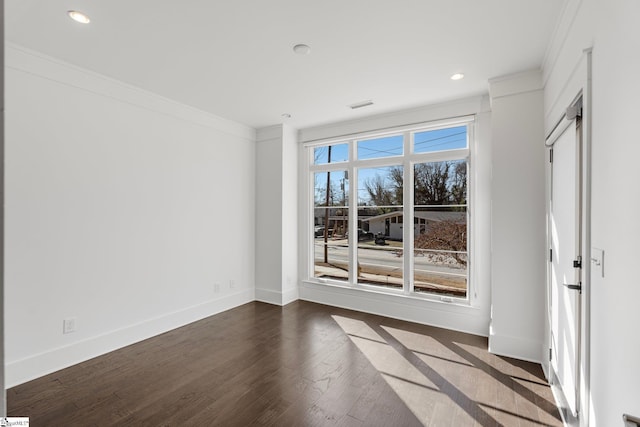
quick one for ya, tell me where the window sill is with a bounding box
[301,278,478,310]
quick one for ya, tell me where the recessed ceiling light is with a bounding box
[293,44,311,55]
[281,113,291,119]
[450,73,465,81]
[68,10,91,24]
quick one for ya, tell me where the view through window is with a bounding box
[311,122,471,299]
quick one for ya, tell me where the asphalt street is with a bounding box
[314,238,466,279]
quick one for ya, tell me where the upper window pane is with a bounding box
[413,126,467,153]
[314,143,349,165]
[357,135,403,160]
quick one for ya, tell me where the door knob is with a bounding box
[563,283,582,291]
[624,414,640,427]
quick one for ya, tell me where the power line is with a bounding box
[415,138,466,152]
[358,145,403,157]
[414,131,466,146]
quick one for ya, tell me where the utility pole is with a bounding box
[341,172,347,237]
[323,146,332,263]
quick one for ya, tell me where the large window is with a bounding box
[309,120,472,300]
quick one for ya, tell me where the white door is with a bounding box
[549,117,582,417]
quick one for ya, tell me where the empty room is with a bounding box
[2,0,639,426]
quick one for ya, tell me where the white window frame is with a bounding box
[305,116,475,305]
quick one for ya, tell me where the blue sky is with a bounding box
[314,126,467,205]
[314,125,467,165]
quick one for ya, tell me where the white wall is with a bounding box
[488,71,546,363]
[298,97,493,337]
[544,0,640,425]
[255,124,299,305]
[255,126,283,303]
[281,125,299,304]
[0,0,5,415]
[589,1,640,425]
[4,45,257,387]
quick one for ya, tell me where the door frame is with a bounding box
[544,49,592,427]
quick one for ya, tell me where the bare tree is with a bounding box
[390,160,467,207]
[414,220,467,266]
[414,162,450,205]
[388,166,403,203]
[364,174,395,211]
[450,161,467,205]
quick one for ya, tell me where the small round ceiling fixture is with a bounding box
[450,73,465,81]
[68,10,91,24]
[293,44,311,55]
[281,113,292,119]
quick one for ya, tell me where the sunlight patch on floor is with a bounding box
[332,315,444,424]
[331,315,387,344]
[381,325,475,367]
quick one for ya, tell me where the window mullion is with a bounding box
[310,163,351,173]
[410,148,470,164]
[467,160,472,300]
[348,140,357,286]
[403,132,413,294]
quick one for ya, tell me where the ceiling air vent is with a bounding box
[348,100,374,110]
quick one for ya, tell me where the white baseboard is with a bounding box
[282,287,299,305]
[488,330,543,364]
[541,359,551,381]
[255,288,282,305]
[255,287,298,306]
[6,289,254,388]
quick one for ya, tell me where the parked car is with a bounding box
[346,229,374,241]
[314,226,333,237]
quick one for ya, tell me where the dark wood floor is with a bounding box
[8,301,562,426]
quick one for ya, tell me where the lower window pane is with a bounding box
[314,208,349,282]
[413,249,467,297]
[413,207,467,297]
[357,207,403,289]
[314,242,350,281]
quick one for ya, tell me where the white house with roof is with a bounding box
[361,210,466,240]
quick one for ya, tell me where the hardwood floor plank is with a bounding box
[7,301,562,426]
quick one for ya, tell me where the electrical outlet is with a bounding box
[229,280,236,289]
[214,283,220,293]
[63,318,77,334]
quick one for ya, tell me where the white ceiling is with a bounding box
[5,1,565,129]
